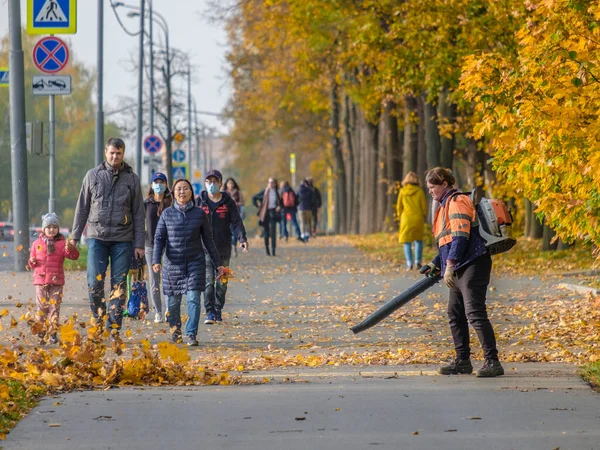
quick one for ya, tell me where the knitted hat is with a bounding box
[42,212,59,229]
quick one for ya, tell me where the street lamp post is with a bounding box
[8,0,30,272]
[126,6,172,184]
[95,0,104,166]
[135,0,145,178]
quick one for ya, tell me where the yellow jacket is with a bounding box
[396,183,427,243]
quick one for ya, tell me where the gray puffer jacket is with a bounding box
[71,161,145,248]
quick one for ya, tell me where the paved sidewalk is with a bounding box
[1,237,599,449]
[4,363,599,450]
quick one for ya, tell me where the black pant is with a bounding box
[263,209,278,254]
[447,253,498,360]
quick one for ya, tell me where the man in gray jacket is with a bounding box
[70,138,145,334]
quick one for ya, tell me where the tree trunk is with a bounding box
[330,84,347,234]
[343,94,356,234]
[384,100,402,229]
[423,93,441,170]
[365,119,379,234]
[403,94,418,176]
[438,86,455,170]
[350,101,360,234]
[416,96,428,187]
[542,223,558,251]
[377,117,388,231]
[524,199,543,239]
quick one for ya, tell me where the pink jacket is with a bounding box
[29,234,80,285]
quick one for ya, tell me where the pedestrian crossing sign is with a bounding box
[27,0,77,35]
[173,165,188,180]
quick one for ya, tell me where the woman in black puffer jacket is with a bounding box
[152,179,225,346]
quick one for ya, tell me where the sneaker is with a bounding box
[439,358,474,375]
[416,263,423,270]
[154,312,163,324]
[171,331,182,343]
[476,359,505,378]
[215,310,222,322]
[204,312,216,325]
[49,333,59,344]
[187,335,199,346]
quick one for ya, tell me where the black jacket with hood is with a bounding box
[196,191,247,260]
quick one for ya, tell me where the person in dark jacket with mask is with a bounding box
[253,178,282,256]
[296,179,314,242]
[196,170,248,324]
[152,179,226,346]
[144,172,172,323]
[70,137,145,336]
[421,167,503,378]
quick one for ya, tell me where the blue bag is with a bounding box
[127,266,149,319]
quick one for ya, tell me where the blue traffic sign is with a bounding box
[28,0,77,35]
[173,166,187,180]
[192,183,202,196]
[173,149,186,163]
[143,135,163,154]
[32,36,69,74]
[0,68,8,87]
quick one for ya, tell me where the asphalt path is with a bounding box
[2,237,599,449]
[4,365,599,450]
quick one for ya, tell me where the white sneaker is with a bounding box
[154,312,163,323]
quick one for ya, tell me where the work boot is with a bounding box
[476,359,505,378]
[439,358,473,375]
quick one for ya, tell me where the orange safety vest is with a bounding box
[433,193,477,248]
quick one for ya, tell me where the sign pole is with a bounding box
[95,0,104,166]
[9,0,30,272]
[48,94,56,213]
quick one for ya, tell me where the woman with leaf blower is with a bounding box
[421,167,504,378]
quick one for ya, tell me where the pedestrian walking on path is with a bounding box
[223,177,245,256]
[421,167,504,378]
[279,180,301,241]
[152,179,226,346]
[396,172,428,270]
[253,178,282,256]
[29,213,79,344]
[197,170,248,324]
[296,179,314,242]
[306,177,322,237]
[70,138,145,336]
[144,172,172,323]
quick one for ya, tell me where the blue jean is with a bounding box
[403,241,423,268]
[205,254,230,315]
[281,209,301,238]
[86,239,133,330]
[167,290,202,337]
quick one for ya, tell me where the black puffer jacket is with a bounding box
[196,191,247,260]
[152,204,222,296]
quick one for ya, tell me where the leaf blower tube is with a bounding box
[351,274,442,334]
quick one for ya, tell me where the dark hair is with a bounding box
[105,137,125,151]
[282,181,290,188]
[146,186,172,216]
[172,178,194,195]
[224,177,240,190]
[426,167,455,187]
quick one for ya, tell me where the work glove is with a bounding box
[419,262,440,278]
[443,262,456,288]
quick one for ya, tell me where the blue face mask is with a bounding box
[206,182,220,195]
[152,183,166,194]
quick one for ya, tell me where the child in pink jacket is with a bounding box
[29,213,79,344]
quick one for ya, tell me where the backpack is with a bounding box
[451,192,516,255]
[282,190,296,208]
[126,266,149,319]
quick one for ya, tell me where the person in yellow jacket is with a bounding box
[396,172,428,270]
